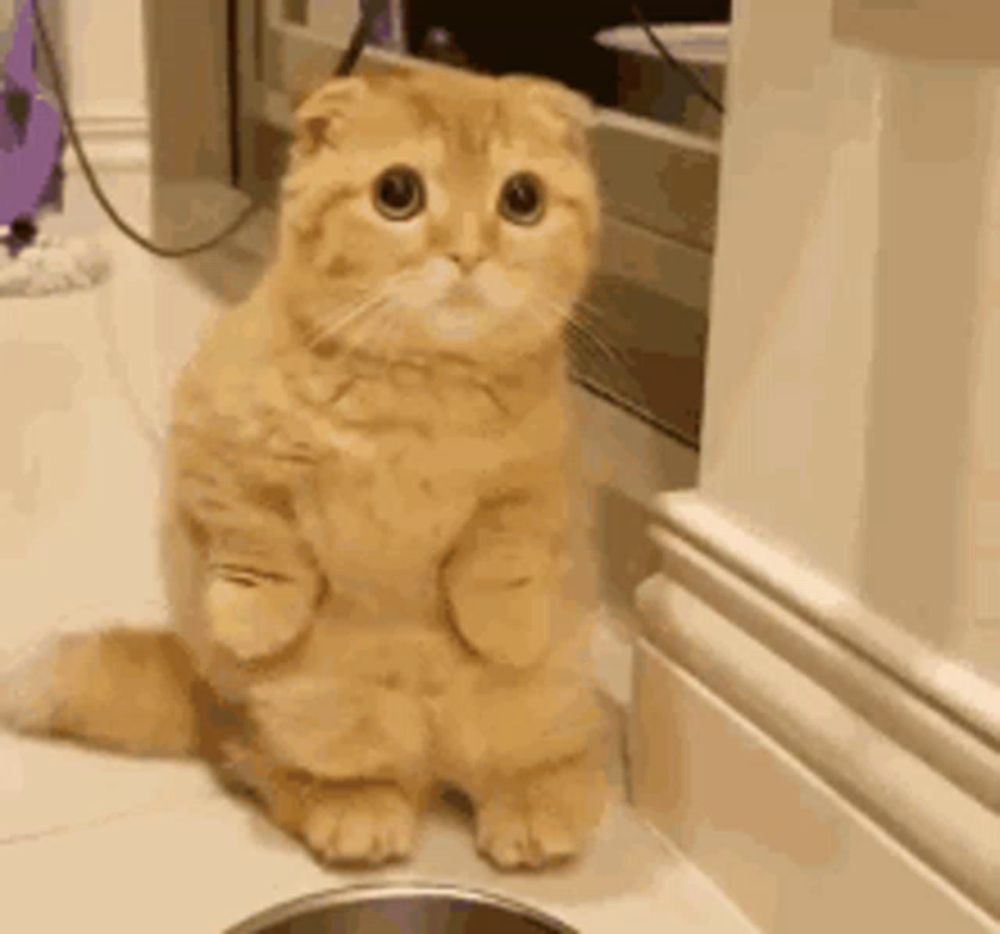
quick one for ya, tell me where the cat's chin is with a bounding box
[430,315,483,344]
[400,315,499,357]
[420,303,562,357]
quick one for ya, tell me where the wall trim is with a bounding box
[652,490,1000,756]
[630,636,998,933]
[635,490,1000,921]
[63,112,151,173]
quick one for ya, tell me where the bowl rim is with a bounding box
[223,879,579,934]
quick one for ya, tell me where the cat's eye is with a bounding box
[373,165,425,221]
[499,172,545,226]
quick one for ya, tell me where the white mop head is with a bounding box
[0,233,111,297]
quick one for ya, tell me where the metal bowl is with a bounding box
[225,882,579,934]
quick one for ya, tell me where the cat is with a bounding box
[1,66,610,869]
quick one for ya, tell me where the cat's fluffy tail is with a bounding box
[0,626,200,757]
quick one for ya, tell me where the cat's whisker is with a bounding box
[552,299,635,369]
[574,299,636,347]
[366,311,403,379]
[306,287,393,352]
[572,313,642,377]
[578,299,643,348]
[562,326,621,382]
[565,299,626,349]
[303,294,371,347]
[379,313,414,384]
[566,317,628,371]
[565,327,647,403]
[532,296,647,402]
[534,297,624,371]
[317,267,426,360]
[353,309,396,372]
[307,305,378,353]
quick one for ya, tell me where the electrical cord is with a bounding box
[336,0,389,76]
[628,2,725,115]
[27,0,383,259]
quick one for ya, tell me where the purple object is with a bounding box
[0,0,64,256]
[368,0,394,47]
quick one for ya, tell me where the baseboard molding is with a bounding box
[651,492,1000,748]
[63,112,151,173]
[629,637,998,934]
[631,490,1000,928]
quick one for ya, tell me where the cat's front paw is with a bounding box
[445,551,555,669]
[302,783,418,866]
[206,576,314,661]
[475,758,607,869]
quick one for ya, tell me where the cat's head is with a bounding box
[277,68,599,364]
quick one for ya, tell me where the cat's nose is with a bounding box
[446,249,484,273]
[440,210,486,272]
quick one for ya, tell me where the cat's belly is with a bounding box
[298,438,481,597]
[246,621,600,788]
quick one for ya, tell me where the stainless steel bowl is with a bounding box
[224,882,579,934]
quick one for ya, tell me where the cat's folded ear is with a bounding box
[291,76,368,154]
[501,75,596,150]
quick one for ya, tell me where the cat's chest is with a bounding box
[295,428,492,581]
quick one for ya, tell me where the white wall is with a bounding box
[1,0,146,131]
[698,0,1000,677]
[62,0,146,120]
[0,0,17,33]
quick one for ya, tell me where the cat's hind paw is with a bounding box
[301,783,418,866]
[474,758,607,870]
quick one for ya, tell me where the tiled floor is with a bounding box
[0,171,749,933]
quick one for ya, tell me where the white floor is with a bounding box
[0,171,751,933]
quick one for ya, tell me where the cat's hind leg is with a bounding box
[438,669,610,869]
[266,771,422,865]
[209,727,427,866]
[243,675,434,865]
[473,752,607,870]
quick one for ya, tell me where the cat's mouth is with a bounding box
[443,278,483,307]
[441,270,526,315]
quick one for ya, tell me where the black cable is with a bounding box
[336,0,389,76]
[28,0,381,259]
[629,2,725,115]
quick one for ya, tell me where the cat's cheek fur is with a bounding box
[472,262,528,312]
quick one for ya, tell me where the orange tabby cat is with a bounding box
[2,67,609,869]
